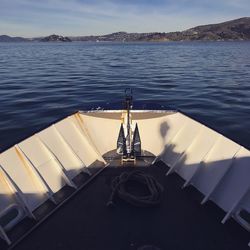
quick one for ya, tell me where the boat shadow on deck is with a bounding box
[0,161,248,250]
[0,118,250,249]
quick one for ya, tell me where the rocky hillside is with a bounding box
[71,17,250,42]
[180,17,250,41]
[40,34,71,42]
[70,32,169,42]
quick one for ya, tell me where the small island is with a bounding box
[40,34,71,42]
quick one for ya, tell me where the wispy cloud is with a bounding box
[0,0,249,37]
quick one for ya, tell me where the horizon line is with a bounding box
[1,16,249,38]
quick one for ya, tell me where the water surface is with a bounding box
[0,41,250,151]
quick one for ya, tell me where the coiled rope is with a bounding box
[107,171,164,207]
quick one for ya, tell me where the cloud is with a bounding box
[0,0,249,36]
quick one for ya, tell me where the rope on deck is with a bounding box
[107,171,164,207]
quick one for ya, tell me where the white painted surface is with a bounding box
[0,147,47,211]
[0,168,18,213]
[192,136,241,197]
[18,136,68,193]
[55,117,104,167]
[162,118,202,168]
[212,147,250,212]
[175,126,219,181]
[135,112,187,156]
[38,126,84,179]
[79,113,122,156]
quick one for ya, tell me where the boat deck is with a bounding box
[4,161,250,250]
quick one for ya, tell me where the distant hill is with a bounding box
[69,31,170,42]
[39,34,71,42]
[70,17,250,42]
[0,35,28,42]
[1,17,250,42]
[179,17,250,41]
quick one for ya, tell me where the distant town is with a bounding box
[1,17,250,42]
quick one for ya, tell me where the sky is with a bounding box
[0,0,249,37]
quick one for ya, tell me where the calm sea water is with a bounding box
[0,41,250,151]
